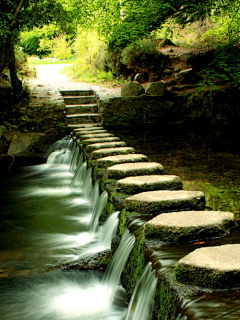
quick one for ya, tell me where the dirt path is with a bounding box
[27,64,121,98]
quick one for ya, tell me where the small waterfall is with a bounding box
[70,146,80,173]
[99,211,119,247]
[91,180,100,210]
[84,168,93,199]
[126,262,158,320]
[89,191,108,232]
[47,150,66,164]
[70,162,88,188]
[101,229,135,297]
[77,153,83,169]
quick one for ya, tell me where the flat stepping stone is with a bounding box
[145,210,236,244]
[80,133,114,140]
[82,137,120,145]
[96,154,149,169]
[107,162,164,180]
[175,244,240,289]
[66,104,98,114]
[75,130,107,136]
[116,175,182,194]
[74,126,104,132]
[125,190,205,215]
[60,89,94,96]
[86,141,126,152]
[68,123,101,130]
[91,147,135,160]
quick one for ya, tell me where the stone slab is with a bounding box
[175,244,240,289]
[82,136,120,145]
[125,190,205,215]
[91,147,136,160]
[86,141,127,152]
[107,162,164,180]
[73,126,104,132]
[97,154,149,169]
[80,133,114,140]
[145,210,236,244]
[116,175,182,194]
[75,130,107,136]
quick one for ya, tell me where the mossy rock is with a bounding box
[96,153,149,169]
[91,147,135,160]
[86,141,126,152]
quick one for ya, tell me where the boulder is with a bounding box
[175,68,198,84]
[145,81,166,96]
[121,82,145,97]
[0,84,13,100]
[134,73,149,84]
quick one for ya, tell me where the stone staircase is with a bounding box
[60,89,101,129]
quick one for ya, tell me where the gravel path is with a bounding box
[27,64,121,98]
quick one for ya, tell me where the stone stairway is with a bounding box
[60,89,101,129]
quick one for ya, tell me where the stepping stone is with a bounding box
[73,126,104,133]
[97,154,149,169]
[66,113,99,124]
[86,141,127,152]
[64,96,95,105]
[91,147,136,160]
[82,137,120,145]
[145,210,236,244]
[175,244,240,289]
[116,175,182,194]
[60,89,94,96]
[80,133,114,140]
[75,130,107,136]
[107,162,164,180]
[125,190,205,215]
[71,124,102,131]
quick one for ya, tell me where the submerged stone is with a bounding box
[116,175,182,194]
[125,190,205,215]
[145,210,236,244]
[86,141,126,152]
[91,147,136,160]
[175,244,240,289]
[97,154,149,169]
[108,162,164,180]
[82,137,120,145]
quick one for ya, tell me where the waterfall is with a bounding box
[70,161,87,188]
[99,211,119,247]
[83,168,93,199]
[101,229,135,297]
[89,191,108,232]
[126,262,158,320]
[91,180,100,209]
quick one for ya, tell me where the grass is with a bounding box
[27,56,76,65]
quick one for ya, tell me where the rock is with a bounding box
[75,130,107,137]
[163,69,173,76]
[175,68,198,84]
[86,141,127,152]
[166,48,173,52]
[91,147,136,160]
[80,133,114,140]
[82,136,120,146]
[134,73,149,84]
[107,162,164,180]
[121,82,145,97]
[116,175,182,194]
[125,190,205,215]
[0,84,13,100]
[97,154,149,169]
[175,244,240,289]
[145,81,166,96]
[145,210,236,244]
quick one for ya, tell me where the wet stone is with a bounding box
[82,137,120,145]
[97,154,149,169]
[175,244,240,289]
[86,141,127,152]
[107,162,164,180]
[80,133,114,140]
[116,175,182,194]
[91,147,136,160]
[125,190,205,215]
[145,210,236,244]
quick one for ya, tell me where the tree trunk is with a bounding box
[9,43,23,94]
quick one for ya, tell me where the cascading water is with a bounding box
[70,161,88,188]
[89,191,108,232]
[126,262,158,320]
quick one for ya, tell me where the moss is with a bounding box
[117,209,127,237]
[101,178,117,194]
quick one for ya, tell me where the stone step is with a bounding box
[125,190,205,215]
[91,147,136,160]
[116,175,182,194]
[175,243,240,289]
[75,130,108,137]
[96,154,149,169]
[80,133,114,140]
[68,123,101,130]
[66,113,99,124]
[66,104,98,114]
[60,89,94,96]
[107,162,164,180]
[73,126,104,133]
[63,96,96,105]
[86,141,127,153]
[145,210,236,244]
[82,136,120,146]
